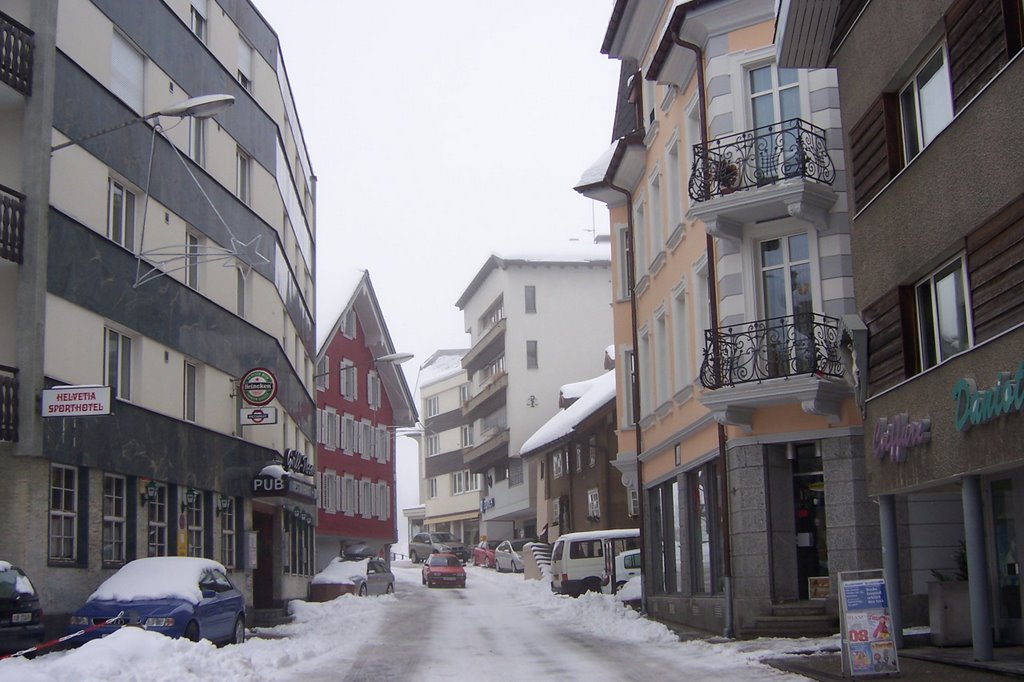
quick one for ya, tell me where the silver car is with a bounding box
[408,532,468,564]
[495,539,531,573]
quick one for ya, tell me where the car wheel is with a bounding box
[410,550,419,563]
[184,621,200,642]
[230,616,245,645]
[358,583,368,597]
[385,583,394,594]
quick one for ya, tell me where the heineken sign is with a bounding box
[240,368,277,406]
[952,361,1024,432]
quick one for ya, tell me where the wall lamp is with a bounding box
[180,487,198,512]
[216,494,233,516]
[139,479,160,506]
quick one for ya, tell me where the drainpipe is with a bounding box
[605,175,645,614]
[670,32,733,639]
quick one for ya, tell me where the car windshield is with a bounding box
[428,555,461,567]
[0,567,35,598]
[430,533,456,543]
[510,540,531,551]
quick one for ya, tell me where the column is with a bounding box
[962,475,993,660]
[878,494,903,648]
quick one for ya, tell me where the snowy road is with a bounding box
[0,561,831,681]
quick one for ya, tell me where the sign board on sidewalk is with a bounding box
[241,406,278,425]
[839,570,899,676]
[41,386,111,417]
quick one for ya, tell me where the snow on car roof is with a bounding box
[89,557,227,604]
[0,561,11,572]
[311,558,370,586]
[555,528,640,542]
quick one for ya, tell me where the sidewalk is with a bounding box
[765,646,1024,680]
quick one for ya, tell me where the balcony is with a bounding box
[463,426,509,474]
[687,119,837,239]
[698,313,851,427]
[0,183,25,264]
[462,318,506,375]
[462,371,507,422]
[0,11,33,97]
[0,364,17,442]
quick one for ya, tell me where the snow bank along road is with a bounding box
[0,561,833,681]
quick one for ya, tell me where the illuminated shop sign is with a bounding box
[952,362,1024,432]
[872,413,931,463]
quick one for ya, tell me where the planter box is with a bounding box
[928,581,971,646]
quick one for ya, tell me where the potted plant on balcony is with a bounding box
[713,159,740,195]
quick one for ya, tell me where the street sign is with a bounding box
[41,386,111,417]
[241,406,278,425]
[240,368,277,406]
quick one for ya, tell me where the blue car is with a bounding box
[67,557,245,646]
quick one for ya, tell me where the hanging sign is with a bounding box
[241,406,278,425]
[240,368,277,406]
[839,571,899,676]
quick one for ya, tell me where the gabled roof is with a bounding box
[519,370,616,458]
[317,269,417,426]
[419,349,469,390]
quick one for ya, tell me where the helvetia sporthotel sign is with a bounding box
[41,386,111,417]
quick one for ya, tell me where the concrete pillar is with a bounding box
[962,475,993,660]
[878,494,903,648]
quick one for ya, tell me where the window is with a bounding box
[915,255,971,371]
[342,414,356,452]
[426,395,439,417]
[466,471,480,492]
[236,267,247,318]
[426,434,440,456]
[616,225,631,300]
[479,297,504,335]
[339,360,357,401]
[642,78,656,127]
[360,421,373,459]
[461,424,474,447]
[459,383,471,405]
[689,463,720,594]
[900,46,953,163]
[220,498,236,569]
[648,172,663,262]
[552,449,564,478]
[428,477,438,499]
[236,148,251,204]
[452,470,465,495]
[665,140,682,232]
[621,348,636,427]
[102,474,126,565]
[377,482,390,520]
[375,425,390,463]
[108,179,136,251]
[185,232,200,290]
[315,356,328,392]
[633,199,647,276]
[367,370,381,410]
[147,482,168,557]
[587,488,600,519]
[526,340,538,369]
[184,361,197,422]
[190,0,207,42]
[693,256,710,358]
[575,444,583,471]
[360,480,372,518]
[639,328,652,417]
[749,63,802,178]
[759,233,815,376]
[509,458,524,487]
[589,435,597,468]
[525,285,536,314]
[655,310,669,405]
[190,118,206,166]
[186,490,204,557]
[105,328,133,401]
[49,464,78,561]
[672,280,690,392]
[237,35,253,92]
[342,310,356,338]
[111,31,144,113]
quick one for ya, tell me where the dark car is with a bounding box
[471,540,499,568]
[0,561,44,657]
[421,553,466,588]
[67,557,245,646]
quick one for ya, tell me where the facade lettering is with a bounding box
[872,413,931,463]
[952,362,1024,432]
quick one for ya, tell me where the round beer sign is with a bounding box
[240,368,277,406]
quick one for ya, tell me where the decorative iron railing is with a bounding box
[0,11,33,96]
[699,313,845,389]
[0,183,25,264]
[688,118,835,202]
[0,364,17,442]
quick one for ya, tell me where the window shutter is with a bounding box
[111,32,144,113]
[848,93,901,211]
[237,36,252,81]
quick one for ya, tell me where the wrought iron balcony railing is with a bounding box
[0,11,33,96]
[0,364,17,442]
[688,118,835,202]
[699,313,845,390]
[0,183,25,264]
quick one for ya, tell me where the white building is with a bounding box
[456,247,613,540]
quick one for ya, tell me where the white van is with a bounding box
[612,548,642,592]
[550,528,640,597]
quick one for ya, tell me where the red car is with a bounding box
[421,553,466,588]
[471,540,499,568]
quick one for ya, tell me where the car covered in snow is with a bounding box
[66,557,245,646]
[494,539,531,573]
[0,561,44,656]
[311,558,394,597]
[421,553,466,588]
[471,540,499,568]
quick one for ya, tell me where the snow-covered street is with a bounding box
[0,563,836,681]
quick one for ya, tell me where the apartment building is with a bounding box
[315,270,416,568]
[416,349,480,546]
[0,0,316,628]
[457,250,612,541]
[778,0,1024,657]
[576,0,876,636]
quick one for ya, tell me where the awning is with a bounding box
[426,510,479,525]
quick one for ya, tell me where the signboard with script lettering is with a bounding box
[41,386,111,417]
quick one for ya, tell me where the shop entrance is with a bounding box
[253,510,275,609]
[792,443,828,600]
[991,474,1022,644]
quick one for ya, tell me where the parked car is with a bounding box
[494,539,531,573]
[550,528,640,597]
[0,561,44,656]
[421,553,466,588]
[408,532,468,564]
[67,557,245,646]
[471,540,499,568]
[612,548,642,592]
[311,558,395,597]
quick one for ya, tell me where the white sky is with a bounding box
[252,1,623,528]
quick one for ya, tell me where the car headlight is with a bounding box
[144,617,175,628]
[68,615,89,626]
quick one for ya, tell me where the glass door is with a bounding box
[759,233,815,377]
[750,64,802,182]
[991,477,1022,643]
[793,443,828,600]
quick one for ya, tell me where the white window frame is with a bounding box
[339,360,357,401]
[49,464,77,561]
[671,278,691,395]
[236,266,247,319]
[186,490,204,557]
[316,356,329,392]
[111,30,144,113]
[342,414,356,453]
[692,256,710,365]
[914,254,973,371]
[664,135,683,235]
[367,370,381,410]
[107,178,137,251]
[236,147,251,205]
[461,424,474,448]
[190,117,206,166]
[426,434,440,457]
[654,307,669,406]
[101,473,127,565]
[147,482,168,557]
[237,34,253,92]
[647,169,663,264]
[633,196,647,277]
[552,449,564,478]
[426,395,439,417]
[587,488,600,519]
[428,477,438,499]
[185,231,201,290]
[104,327,133,401]
[900,44,954,164]
[190,0,207,43]
[360,420,373,460]
[620,347,636,429]
[220,497,236,569]
[615,224,630,301]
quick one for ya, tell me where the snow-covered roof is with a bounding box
[576,142,617,187]
[260,464,287,479]
[419,349,468,390]
[559,374,605,403]
[316,268,367,351]
[519,370,616,457]
[88,557,228,604]
[311,558,369,586]
[555,528,640,543]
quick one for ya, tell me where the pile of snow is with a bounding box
[0,560,11,571]
[614,575,642,602]
[310,558,367,586]
[89,557,226,604]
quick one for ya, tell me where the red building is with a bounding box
[315,271,416,567]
